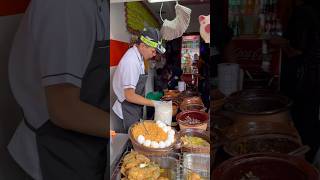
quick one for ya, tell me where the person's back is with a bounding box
[8,0,108,179]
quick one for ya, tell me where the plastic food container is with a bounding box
[182,153,210,180]
[149,153,182,180]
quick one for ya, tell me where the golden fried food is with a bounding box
[127,163,160,180]
[120,151,168,180]
[132,121,168,142]
[186,171,201,180]
[135,154,150,162]
[121,151,150,176]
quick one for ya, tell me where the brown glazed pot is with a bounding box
[176,110,209,130]
[213,153,320,180]
[224,120,300,140]
[180,96,206,112]
[222,89,293,124]
[223,133,303,157]
[163,90,180,98]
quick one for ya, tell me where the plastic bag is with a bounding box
[154,101,172,126]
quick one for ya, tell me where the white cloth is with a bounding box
[112,45,145,119]
[7,0,107,179]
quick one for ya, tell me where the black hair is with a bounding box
[135,35,142,45]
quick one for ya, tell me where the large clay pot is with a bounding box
[223,133,303,157]
[213,153,320,180]
[180,96,206,112]
[224,120,300,140]
[176,110,209,130]
[222,89,293,124]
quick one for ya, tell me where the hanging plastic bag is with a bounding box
[154,100,172,126]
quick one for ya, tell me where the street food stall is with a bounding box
[110,0,211,179]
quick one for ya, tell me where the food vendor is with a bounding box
[112,27,166,132]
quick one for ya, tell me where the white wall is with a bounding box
[110,3,132,43]
[110,3,131,132]
[0,14,30,180]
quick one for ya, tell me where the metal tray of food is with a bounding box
[111,149,182,180]
[182,153,210,180]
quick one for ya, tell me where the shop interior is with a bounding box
[211,0,320,179]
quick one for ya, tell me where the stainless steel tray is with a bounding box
[182,153,210,180]
[111,150,182,180]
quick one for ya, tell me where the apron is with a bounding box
[24,4,109,180]
[121,74,148,131]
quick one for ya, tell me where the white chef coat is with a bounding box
[112,45,145,119]
[7,0,107,179]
